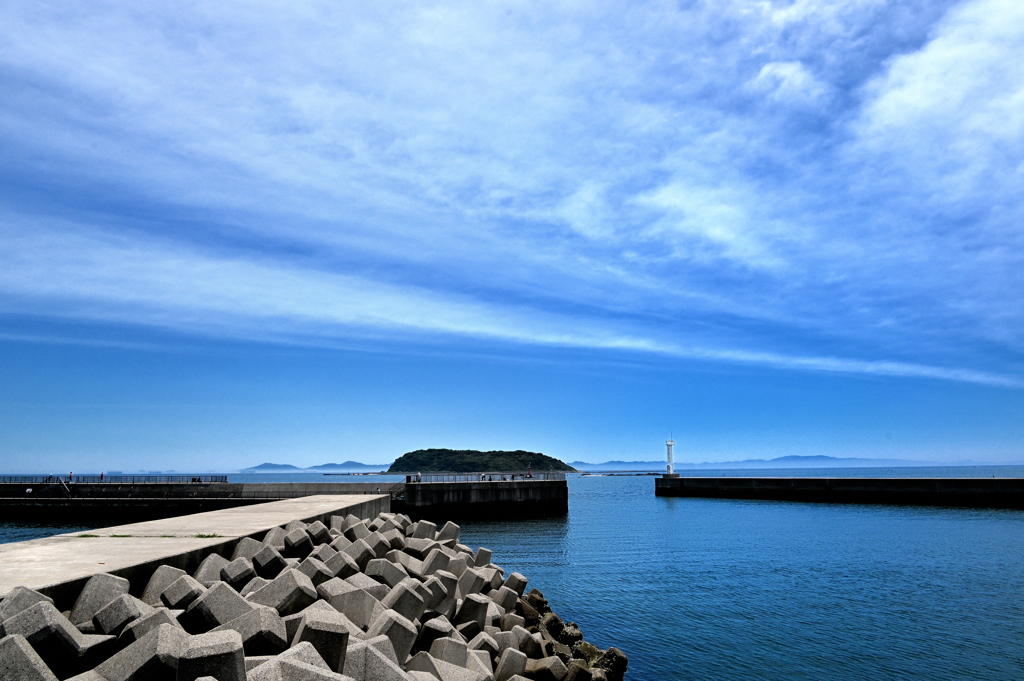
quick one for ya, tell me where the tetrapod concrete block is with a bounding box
[479,569,504,593]
[296,557,334,588]
[366,559,409,589]
[307,521,332,546]
[291,606,351,672]
[422,576,449,611]
[492,631,518,656]
[446,556,470,579]
[141,566,188,607]
[285,520,308,533]
[241,577,270,598]
[316,579,385,630]
[407,652,486,681]
[248,657,349,680]
[211,606,288,656]
[473,549,492,569]
[432,571,458,614]
[501,615,525,633]
[421,550,451,578]
[289,601,363,644]
[88,622,188,681]
[436,521,461,543]
[454,594,490,630]
[343,636,407,681]
[284,530,314,559]
[309,544,338,564]
[248,569,318,616]
[495,648,527,681]
[363,533,391,560]
[468,632,499,661]
[366,610,417,664]
[0,633,59,681]
[508,626,531,651]
[325,551,360,580]
[193,553,231,588]
[343,522,370,543]
[329,534,352,553]
[220,557,256,591]
[486,602,505,628]
[94,594,155,636]
[330,515,356,534]
[2,601,115,678]
[180,582,254,634]
[175,629,245,681]
[467,649,493,678]
[380,583,426,624]
[518,632,541,660]
[231,537,263,562]
[524,656,568,681]
[456,621,481,642]
[263,527,288,550]
[411,521,436,541]
[0,587,54,622]
[389,551,423,577]
[403,539,440,561]
[161,576,207,610]
[254,545,289,580]
[430,637,469,667]
[283,641,333,664]
[456,570,487,601]
[502,574,528,598]
[380,529,406,551]
[119,609,184,645]
[70,573,131,629]
[564,661,593,681]
[345,573,388,601]
[341,540,375,572]
[414,615,455,654]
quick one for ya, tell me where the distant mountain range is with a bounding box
[570,455,935,471]
[241,461,390,473]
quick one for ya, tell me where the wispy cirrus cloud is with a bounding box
[1,0,1022,386]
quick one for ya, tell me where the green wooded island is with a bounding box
[388,448,576,472]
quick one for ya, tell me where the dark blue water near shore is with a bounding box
[3,467,1024,679]
[458,473,1024,681]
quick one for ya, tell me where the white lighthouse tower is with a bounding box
[666,438,675,475]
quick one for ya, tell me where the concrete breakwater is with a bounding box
[0,481,403,522]
[0,476,570,523]
[398,479,569,521]
[0,499,625,681]
[655,476,1024,509]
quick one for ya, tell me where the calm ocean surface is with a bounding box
[3,466,1024,680]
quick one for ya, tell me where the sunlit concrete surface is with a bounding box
[0,494,387,600]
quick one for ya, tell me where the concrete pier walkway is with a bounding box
[0,494,387,605]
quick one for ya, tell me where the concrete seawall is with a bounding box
[0,481,401,522]
[0,494,388,606]
[654,476,1024,509]
[398,480,569,521]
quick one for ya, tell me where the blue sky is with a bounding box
[1,0,1022,472]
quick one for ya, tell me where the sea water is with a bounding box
[3,467,1024,680]
[459,472,1024,680]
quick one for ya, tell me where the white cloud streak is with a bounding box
[1,223,1019,388]
[0,0,1022,386]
